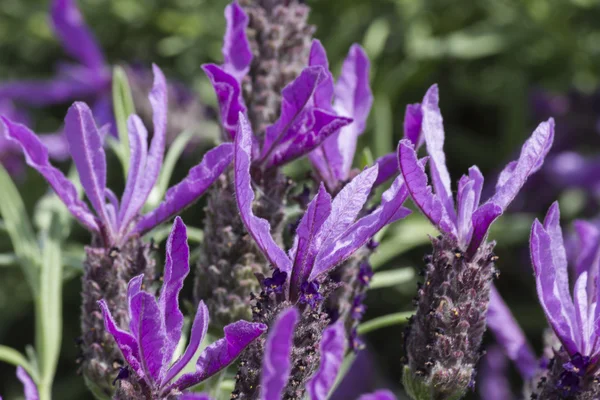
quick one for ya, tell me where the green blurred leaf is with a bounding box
[0,253,18,266]
[357,311,414,335]
[370,267,415,289]
[363,18,390,60]
[112,65,135,176]
[36,212,63,394]
[0,345,39,383]
[0,165,40,290]
[372,94,393,157]
[148,223,204,244]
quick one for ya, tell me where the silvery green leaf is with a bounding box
[370,267,415,289]
[112,65,136,175]
[0,345,39,383]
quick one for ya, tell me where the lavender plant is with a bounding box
[231,113,410,398]
[1,65,233,396]
[399,84,554,400]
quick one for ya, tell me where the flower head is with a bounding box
[99,217,266,397]
[203,2,352,169]
[398,84,555,256]
[258,307,346,400]
[2,65,233,246]
[234,113,410,304]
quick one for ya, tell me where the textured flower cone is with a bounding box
[80,237,155,397]
[532,349,600,400]
[194,168,290,330]
[113,378,148,400]
[403,235,497,400]
[232,288,330,399]
[239,0,315,133]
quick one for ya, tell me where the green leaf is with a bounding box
[0,165,41,290]
[145,130,196,211]
[36,212,63,390]
[0,252,18,266]
[112,65,136,176]
[0,345,39,383]
[371,214,436,270]
[373,94,393,157]
[370,267,415,289]
[148,223,204,244]
[357,311,414,335]
[363,17,391,60]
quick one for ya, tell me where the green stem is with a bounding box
[357,311,414,335]
[37,381,52,400]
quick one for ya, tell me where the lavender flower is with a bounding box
[3,367,40,400]
[196,1,352,329]
[358,391,398,400]
[99,217,266,399]
[477,347,515,400]
[2,65,233,395]
[249,307,346,400]
[530,203,600,399]
[399,84,554,400]
[232,113,411,398]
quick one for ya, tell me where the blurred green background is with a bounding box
[2,0,600,398]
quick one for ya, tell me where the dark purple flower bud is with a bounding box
[263,269,287,294]
[358,262,374,286]
[299,281,323,308]
[351,295,367,320]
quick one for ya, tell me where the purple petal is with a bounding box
[456,179,475,248]
[289,184,332,300]
[134,143,233,235]
[489,119,554,211]
[51,0,106,70]
[163,301,209,386]
[358,390,397,400]
[64,102,110,231]
[118,114,149,233]
[572,220,600,278]
[0,75,103,106]
[487,286,537,379]
[309,40,335,111]
[16,366,39,400]
[404,103,423,149]
[234,114,292,273]
[573,272,592,355]
[1,117,98,232]
[39,132,70,161]
[466,202,502,256]
[130,292,168,384]
[260,308,299,400]
[310,174,410,280]
[397,139,455,236]
[178,394,213,400]
[308,146,337,191]
[261,66,326,160]
[478,347,514,400]
[306,322,347,400]
[373,152,397,187]
[222,2,252,79]
[98,299,144,378]
[170,321,267,391]
[127,275,144,330]
[202,64,246,140]
[158,217,189,361]
[317,165,378,247]
[530,219,579,355]
[420,85,455,223]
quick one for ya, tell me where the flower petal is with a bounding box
[130,292,168,384]
[572,220,600,278]
[98,299,144,378]
[134,143,233,235]
[306,322,347,400]
[358,390,397,400]
[1,117,98,232]
[0,76,101,106]
[64,102,110,231]
[478,347,513,400]
[170,321,267,391]
[404,103,423,149]
[289,183,332,300]
[222,2,252,79]
[310,174,410,281]
[372,152,397,187]
[234,114,292,273]
[308,40,335,111]
[487,286,537,379]
[158,217,189,361]
[16,366,39,400]
[466,202,502,256]
[260,308,299,400]
[397,139,455,236]
[489,119,554,211]
[51,0,106,70]
[573,272,591,355]
[202,64,246,140]
[421,85,455,222]
[163,301,209,386]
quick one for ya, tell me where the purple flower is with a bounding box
[234,113,410,304]
[358,390,398,400]
[9,367,39,400]
[203,3,352,169]
[259,307,346,400]
[531,202,600,366]
[99,217,266,397]
[398,84,555,256]
[477,347,515,400]
[1,65,233,246]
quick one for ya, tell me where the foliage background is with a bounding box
[1,0,600,398]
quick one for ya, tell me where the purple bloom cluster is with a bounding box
[99,218,266,398]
